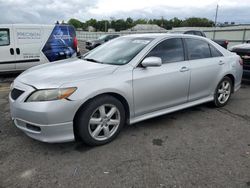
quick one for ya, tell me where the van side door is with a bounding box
[14,26,42,71]
[0,26,16,72]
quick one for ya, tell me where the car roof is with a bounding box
[121,33,205,40]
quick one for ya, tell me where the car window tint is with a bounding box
[0,29,10,46]
[194,31,203,36]
[146,38,184,63]
[209,44,223,57]
[185,38,211,60]
[185,31,195,35]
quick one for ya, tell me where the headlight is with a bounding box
[10,82,14,90]
[26,87,77,102]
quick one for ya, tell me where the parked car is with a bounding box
[85,34,120,50]
[9,34,242,145]
[0,24,79,73]
[229,41,250,79]
[170,30,229,49]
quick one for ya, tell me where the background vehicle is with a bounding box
[10,34,242,146]
[230,40,250,79]
[0,24,79,73]
[170,29,229,49]
[85,34,120,50]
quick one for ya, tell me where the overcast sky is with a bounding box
[0,0,249,24]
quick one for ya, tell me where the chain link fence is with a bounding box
[77,27,250,48]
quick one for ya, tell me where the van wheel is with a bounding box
[213,76,232,107]
[76,95,125,146]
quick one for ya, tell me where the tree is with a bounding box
[67,18,82,29]
[182,17,214,27]
[67,17,214,31]
[85,18,98,29]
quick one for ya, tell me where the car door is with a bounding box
[185,38,225,101]
[14,26,42,70]
[0,26,16,71]
[133,38,190,116]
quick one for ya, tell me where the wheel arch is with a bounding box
[224,74,235,93]
[73,92,130,140]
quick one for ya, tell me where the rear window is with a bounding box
[185,38,211,60]
[0,29,10,46]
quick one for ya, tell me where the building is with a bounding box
[129,24,166,32]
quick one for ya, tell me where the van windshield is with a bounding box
[83,37,153,65]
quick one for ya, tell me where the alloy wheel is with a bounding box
[217,80,231,104]
[88,104,121,141]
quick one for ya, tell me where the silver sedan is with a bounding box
[9,34,243,145]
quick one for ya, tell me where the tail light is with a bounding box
[73,37,78,50]
[239,58,243,66]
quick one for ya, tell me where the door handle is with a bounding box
[180,66,189,72]
[218,60,225,65]
[10,48,14,55]
[16,48,20,55]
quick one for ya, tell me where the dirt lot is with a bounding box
[0,76,250,187]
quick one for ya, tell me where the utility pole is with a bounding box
[213,3,219,40]
[214,4,219,27]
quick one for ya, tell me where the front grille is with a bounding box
[233,51,250,70]
[11,88,24,100]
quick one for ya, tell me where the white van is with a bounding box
[0,24,79,73]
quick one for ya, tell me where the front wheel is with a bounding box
[76,95,125,146]
[213,76,233,107]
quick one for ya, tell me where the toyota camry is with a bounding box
[9,34,243,146]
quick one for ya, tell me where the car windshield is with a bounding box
[83,37,153,65]
[98,35,108,40]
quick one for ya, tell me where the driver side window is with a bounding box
[146,38,185,64]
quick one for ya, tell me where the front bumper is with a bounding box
[13,118,74,143]
[85,45,94,50]
[243,69,250,79]
[9,81,80,143]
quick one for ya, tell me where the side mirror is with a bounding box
[141,57,162,67]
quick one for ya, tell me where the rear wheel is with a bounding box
[213,76,232,107]
[76,95,125,146]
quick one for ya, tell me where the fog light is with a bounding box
[26,124,41,132]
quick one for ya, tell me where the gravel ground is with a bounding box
[0,76,250,187]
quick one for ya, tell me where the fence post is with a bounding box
[212,29,216,40]
[242,28,246,43]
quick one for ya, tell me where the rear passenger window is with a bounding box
[185,31,196,35]
[185,38,211,60]
[0,29,10,46]
[209,44,223,57]
[194,31,203,36]
[146,38,184,63]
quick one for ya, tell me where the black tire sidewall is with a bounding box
[76,95,125,146]
[214,76,232,107]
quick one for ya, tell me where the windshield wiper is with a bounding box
[83,58,102,64]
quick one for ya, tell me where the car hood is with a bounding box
[230,43,250,52]
[87,39,102,44]
[15,58,119,89]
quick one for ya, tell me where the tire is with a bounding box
[213,76,233,107]
[76,95,125,146]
